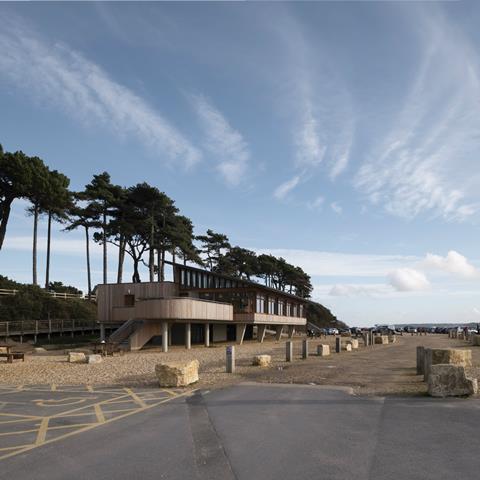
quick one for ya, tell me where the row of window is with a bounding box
[255,295,304,318]
[180,269,241,289]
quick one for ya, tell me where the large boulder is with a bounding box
[317,344,330,357]
[155,360,199,387]
[428,364,478,397]
[252,355,271,367]
[68,352,86,363]
[87,354,103,364]
[374,335,389,345]
[424,348,472,381]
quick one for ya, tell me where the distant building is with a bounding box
[97,262,307,351]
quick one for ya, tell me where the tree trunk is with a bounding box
[0,197,13,250]
[102,209,107,284]
[149,215,155,282]
[32,205,39,286]
[117,235,125,284]
[45,211,52,290]
[85,226,92,299]
[160,249,165,281]
[132,259,141,283]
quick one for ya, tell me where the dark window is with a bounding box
[124,294,135,307]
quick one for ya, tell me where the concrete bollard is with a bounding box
[226,345,235,373]
[335,337,342,353]
[302,339,309,359]
[363,333,369,347]
[416,346,425,375]
[286,341,293,362]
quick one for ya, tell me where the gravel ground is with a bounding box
[0,334,478,395]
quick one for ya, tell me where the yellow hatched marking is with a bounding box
[0,417,42,425]
[35,418,49,445]
[0,413,42,420]
[124,388,148,408]
[161,389,179,397]
[50,384,57,392]
[94,404,105,424]
[0,389,195,462]
[86,385,94,392]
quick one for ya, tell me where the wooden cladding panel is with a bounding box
[97,282,179,322]
[135,298,233,322]
[233,312,306,326]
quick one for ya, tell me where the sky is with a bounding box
[1,1,480,327]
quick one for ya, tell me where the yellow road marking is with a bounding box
[124,388,148,408]
[34,397,89,407]
[161,389,178,397]
[0,389,195,462]
[35,418,49,445]
[94,404,105,424]
[51,384,56,392]
[0,417,42,425]
[86,385,94,392]
[0,444,32,452]
[0,413,42,420]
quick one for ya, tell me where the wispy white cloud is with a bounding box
[273,175,302,200]
[355,7,480,221]
[388,268,431,292]
[306,195,325,211]
[422,250,479,279]
[190,94,250,186]
[330,202,343,215]
[0,15,201,168]
[328,284,388,297]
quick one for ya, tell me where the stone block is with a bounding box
[424,348,472,381]
[317,344,330,356]
[388,336,396,344]
[34,347,47,353]
[68,352,86,363]
[472,335,480,346]
[155,360,199,387]
[87,354,103,364]
[374,335,389,345]
[252,355,271,367]
[428,364,477,397]
[347,339,359,349]
[345,344,352,352]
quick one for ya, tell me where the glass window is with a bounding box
[293,304,298,317]
[256,295,265,313]
[278,300,284,316]
[268,297,276,314]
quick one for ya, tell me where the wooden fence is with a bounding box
[0,289,96,301]
[0,319,99,340]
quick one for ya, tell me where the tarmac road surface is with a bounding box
[1,382,480,480]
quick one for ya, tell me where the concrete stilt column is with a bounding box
[236,323,247,345]
[286,340,293,362]
[335,336,342,353]
[275,325,284,341]
[162,321,169,353]
[205,323,210,348]
[257,324,267,343]
[100,323,105,342]
[168,324,172,346]
[288,325,295,339]
[302,339,309,359]
[185,323,191,350]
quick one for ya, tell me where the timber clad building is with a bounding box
[97,263,307,351]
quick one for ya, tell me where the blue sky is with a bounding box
[1,2,480,326]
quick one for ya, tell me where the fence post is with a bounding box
[48,318,51,340]
[335,337,342,353]
[5,321,9,342]
[34,320,38,344]
[286,340,293,362]
[302,339,309,359]
[20,320,23,343]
